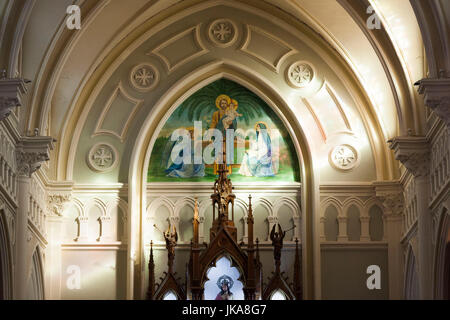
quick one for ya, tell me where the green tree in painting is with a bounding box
[174,79,265,126]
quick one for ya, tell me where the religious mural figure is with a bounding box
[164,128,205,178]
[210,94,241,133]
[148,79,300,183]
[215,275,234,300]
[222,99,242,130]
[239,122,276,177]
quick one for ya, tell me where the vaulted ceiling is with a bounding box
[0,0,432,184]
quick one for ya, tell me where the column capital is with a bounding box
[0,77,30,120]
[15,136,54,177]
[47,193,72,217]
[417,78,450,128]
[388,136,430,177]
[374,181,404,217]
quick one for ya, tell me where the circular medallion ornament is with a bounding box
[208,19,238,47]
[87,143,118,172]
[286,62,314,88]
[329,144,359,171]
[129,63,159,92]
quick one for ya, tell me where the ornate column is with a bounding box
[319,216,326,241]
[389,136,432,299]
[14,136,53,299]
[337,216,348,242]
[98,216,112,241]
[46,192,72,299]
[360,216,370,241]
[375,182,404,299]
[0,77,29,120]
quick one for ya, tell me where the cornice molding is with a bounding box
[0,77,29,121]
[388,136,430,177]
[417,78,450,129]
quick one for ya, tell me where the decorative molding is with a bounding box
[93,82,144,142]
[15,136,54,178]
[417,78,450,128]
[207,18,238,48]
[240,25,296,73]
[129,64,159,92]
[47,194,72,217]
[286,61,314,88]
[374,182,404,218]
[86,143,118,173]
[0,78,29,121]
[149,25,208,74]
[328,144,359,171]
[388,136,430,177]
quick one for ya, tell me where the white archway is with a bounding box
[128,65,317,299]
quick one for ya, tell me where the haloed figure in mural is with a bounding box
[148,79,299,183]
[215,275,234,300]
[239,121,276,177]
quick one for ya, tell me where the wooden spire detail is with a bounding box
[146,241,155,300]
[293,238,302,300]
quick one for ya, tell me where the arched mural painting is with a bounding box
[148,79,300,182]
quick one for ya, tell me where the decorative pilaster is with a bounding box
[45,190,72,299]
[389,136,432,299]
[0,77,29,120]
[374,182,405,299]
[14,135,53,299]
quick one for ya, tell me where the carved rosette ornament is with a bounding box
[208,19,238,47]
[329,144,359,171]
[287,62,314,88]
[87,143,118,172]
[129,64,159,92]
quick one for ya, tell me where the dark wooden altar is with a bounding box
[147,141,302,300]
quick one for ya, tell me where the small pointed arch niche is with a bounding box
[346,204,361,241]
[203,255,244,300]
[270,289,288,300]
[324,204,339,241]
[162,290,178,300]
[368,205,384,241]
